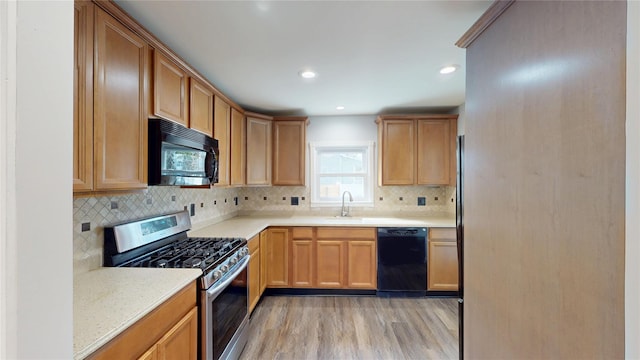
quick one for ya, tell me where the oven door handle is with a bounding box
[206,255,250,299]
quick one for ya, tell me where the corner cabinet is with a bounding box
[427,228,459,291]
[93,6,148,191]
[272,117,307,186]
[246,113,272,186]
[377,114,458,186]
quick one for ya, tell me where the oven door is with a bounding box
[201,256,250,360]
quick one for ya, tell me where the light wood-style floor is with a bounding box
[240,296,459,360]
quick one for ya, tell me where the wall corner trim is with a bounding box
[455,0,515,49]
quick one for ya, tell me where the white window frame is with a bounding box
[309,141,375,207]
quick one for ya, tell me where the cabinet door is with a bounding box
[156,307,198,360]
[347,240,377,289]
[259,230,268,294]
[230,108,246,186]
[291,240,314,287]
[189,78,213,136]
[266,228,289,287]
[380,119,415,185]
[272,120,306,185]
[94,7,148,191]
[153,51,188,126]
[214,97,230,186]
[428,228,458,291]
[248,236,261,313]
[417,119,451,185]
[316,240,345,288]
[73,0,94,192]
[246,117,272,185]
[137,346,157,360]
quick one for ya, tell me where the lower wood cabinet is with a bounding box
[248,234,261,313]
[258,227,378,291]
[347,240,377,289]
[290,227,314,287]
[259,230,268,294]
[316,227,376,290]
[316,240,346,288]
[89,282,197,360]
[265,228,289,287]
[427,228,459,291]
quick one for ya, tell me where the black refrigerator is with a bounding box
[456,135,464,360]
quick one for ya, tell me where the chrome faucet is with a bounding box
[341,191,353,217]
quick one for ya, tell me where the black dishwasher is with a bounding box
[377,227,428,297]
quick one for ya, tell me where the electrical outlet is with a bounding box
[81,222,90,232]
[190,203,195,216]
[417,197,426,206]
[110,201,118,210]
[234,197,238,206]
[291,197,299,206]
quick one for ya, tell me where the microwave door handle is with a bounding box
[206,255,250,299]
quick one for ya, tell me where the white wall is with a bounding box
[2,1,73,358]
[307,115,377,142]
[626,1,640,358]
[0,1,15,357]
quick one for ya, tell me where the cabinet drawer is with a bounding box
[317,227,375,240]
[292,227,313,239]
[248,235,260,254]
[429,228,456,241]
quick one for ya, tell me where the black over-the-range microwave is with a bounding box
[148,118,219,186]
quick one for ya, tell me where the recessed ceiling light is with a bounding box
[439,65,458,74]
[299,70,317,79]
[336,106,345,110]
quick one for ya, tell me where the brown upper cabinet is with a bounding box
[153,51,188,126]
[214,97,231,186]
[272,117,307,186]
[78,5,149,193]
[189,78,214,136]
[230,108,246,186]
[377,114,458,186]
[245,113,272,186]
[73,0,94,192]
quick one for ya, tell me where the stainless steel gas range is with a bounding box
[103,210,250,360]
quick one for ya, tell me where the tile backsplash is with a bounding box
[238,186,455,216]
[73,185,455,275]
[73,186,240,274]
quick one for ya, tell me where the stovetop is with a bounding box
[103,210,249,290]
[121,237,245,271]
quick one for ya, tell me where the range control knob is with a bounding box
[213,270,222,281]
[229,255,238,265]
[220,264,229,273]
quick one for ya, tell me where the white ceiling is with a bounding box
[114,0,491,116]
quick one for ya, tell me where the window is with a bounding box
[310,141,375,207]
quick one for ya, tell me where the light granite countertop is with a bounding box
[73,267,201,359]
[74,213,454,359]
[188,214,456,240]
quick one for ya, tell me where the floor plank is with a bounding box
[240,296,459,360]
